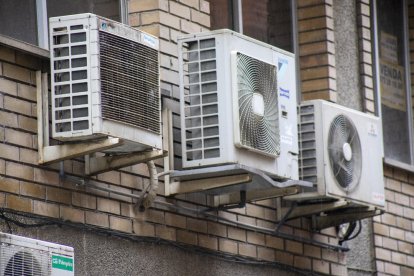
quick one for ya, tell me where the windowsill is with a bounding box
[384,157,414,174]
[0,34,49,59]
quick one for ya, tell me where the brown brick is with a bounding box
[170,1,190,18]
[46,187,71,204]
[85,211,109,228]
[275,250,294,266]
[20,181,45,199]
[159,11,180,29]
[382,237,398,250]
[165,212,186,228]
[0,176,19,194]
[237,215,256,225]
[286,240,303,254]
[60,206,84,223]
[238,243,257,258]
[177,229,197,245]
[300,41,334,56]
[5,129,32,148]
[398,240,413,254]
[18,116,37,133]
[375,248,391,261]
[313,259,329,274]
[304,244,321,258]
[373,222,389,236]
[146,209,164,224]
[301,77,335,92]
[385,262,400,275]
[246,204,265,218]
[191,9,210,27]
[401,267,414,276]
[34,169,60,186]
[179,0,198,9]
[402,182,414,195]
[6,162,33,181]
[300,53,334,69]
[97,170,120,185]
[388,202,403,216]
[266,235,284,250]
[392,251,407,265]
[386,178,401,191]
[110,216,132,233]
[228,227,246,242]
[187,217,207,233]
[381,213,396,225]
[321,248,338,262]
[120,172,142,189]
[19,148,37,164]
[4,96,32,116]
[198,234,218,250]
[219,238,238,254]
[133,221,155,236]
[17,83,36,101]
[72,192,96,209]
[0,143,19,161]
[15,52,41,70]
[2,63,34,84]
[390,227,405,240]
[207,221,227,237]
[0,46,15,62]
[128,0,159,13]
[7,194,32,212]
[33,200,59,218]
[180,19,202,34]
[396,216,411,229]
[299,29,333,44]
[257,247,275,261]
[0,78,17,95]
[294,256,311,270]
[97,197,121,215]
[155,225,176,241]
[246,232,265,246]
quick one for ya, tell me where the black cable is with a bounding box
[0,211,13,234]
[346,220,362,241]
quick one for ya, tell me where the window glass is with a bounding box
[0,0,38,44]
[47,0,120,22]
[376,0,412,164]
[209,0,293,52]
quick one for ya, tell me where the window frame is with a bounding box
[33,0,128,50]
[373,0,414,170]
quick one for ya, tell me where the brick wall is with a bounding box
[1,1,396,275]
[297,0,337,102]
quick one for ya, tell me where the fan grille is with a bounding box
[236,53,280,156]
[328,114,362,191]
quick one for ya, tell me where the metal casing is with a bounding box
[178,29,298,180]
[50,13,162,152]
[0,233,74,276]
[293,100,385,207]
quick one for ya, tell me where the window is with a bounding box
[374,0,414,166]
[0,0,126,49]
[209,0,295,52]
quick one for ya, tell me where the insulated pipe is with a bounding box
[139,160,159,211]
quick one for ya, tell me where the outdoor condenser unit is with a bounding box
[50,13,162,152]
[0,232,74,276]
[178,29,298,180]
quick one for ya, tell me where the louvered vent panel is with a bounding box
[52,25,90,134]
[182,38,219,161]
[299,104,317,183]
[99,31,160,134]
[0,245,50,276]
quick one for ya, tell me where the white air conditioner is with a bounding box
[0,233,74,276]
[292,100,385,208]
[178,29,298,180]
[50,13,162,152]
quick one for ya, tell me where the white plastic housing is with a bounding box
[294,100,385,208]
[50,13,162,152]
[178,29,298,180]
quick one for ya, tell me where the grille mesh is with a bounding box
[182,38,219,161]
[0,245,50,276]
[99,31,160,134]
[298,104,317,184]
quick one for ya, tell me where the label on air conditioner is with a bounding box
[141,33,159,49]
[372,192,385,205]
[367,122,379,137]
[51,255,74,276]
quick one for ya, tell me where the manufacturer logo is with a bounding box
[280,87,290,99]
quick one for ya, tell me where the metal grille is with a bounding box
[99,31,160,134]
[235,53,280,156]
[181,38,219,161]
[52,25,90,134]
[298,104,317,184]
[0,244,50,276]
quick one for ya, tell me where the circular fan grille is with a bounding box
[328,115,362,191]
[236,53,280,156]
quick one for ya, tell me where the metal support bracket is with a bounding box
[279,200,350,221]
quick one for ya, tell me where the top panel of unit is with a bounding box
[177,29,294,58]
[49,13,159,50]
[0,233,74,254]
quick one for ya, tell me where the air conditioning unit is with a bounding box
[178,29,298,180]
[50,13,162,152]
[0,233,74,276]
[292,100,385,207]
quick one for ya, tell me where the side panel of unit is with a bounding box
[50,15,96,140]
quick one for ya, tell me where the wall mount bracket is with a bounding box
[36,71,166,175]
